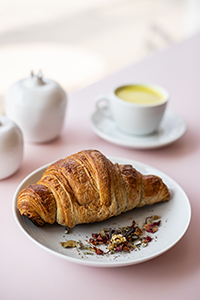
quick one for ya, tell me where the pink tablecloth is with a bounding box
[1,32,200,300]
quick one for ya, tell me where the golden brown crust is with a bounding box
[17,184,56,227]
[17,150,170,227]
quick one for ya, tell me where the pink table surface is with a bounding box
[1,32,200,300]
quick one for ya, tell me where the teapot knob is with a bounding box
[29,70,45,86]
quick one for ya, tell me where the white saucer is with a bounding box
[90,109,187,149]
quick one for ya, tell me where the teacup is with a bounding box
[95,84,169,135]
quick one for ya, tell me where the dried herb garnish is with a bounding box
[60,240,83,249]
[60,240,76,248]
[60,215,161,256]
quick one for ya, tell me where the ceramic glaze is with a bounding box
[4,71,67,143]
[0,115,23,179]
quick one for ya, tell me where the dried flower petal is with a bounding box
[144,236,152,243]
[151,215,160,220]
[83,252,94,255]
[131,220,136,228]
[116,244,123,251]
[100,229,106,238]
[122,246,130,252]
[134,240,142,246]
[64,227,70,234]
[153,220,161,226]
[60,240,76,248]
[85,246,96,252]
[94,247,104,255]
[123,227,135,238]
[91,233,98,239]
[134,227,143,236]
[75,240,83,249]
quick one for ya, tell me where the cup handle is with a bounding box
[94,95,111,118]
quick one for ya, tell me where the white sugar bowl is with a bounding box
[0,115,23,180]
[4,71,67,143]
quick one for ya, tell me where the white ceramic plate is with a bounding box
[13,157,191,267]
[90,109,187,149]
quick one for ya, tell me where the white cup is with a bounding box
[95,84,169,135]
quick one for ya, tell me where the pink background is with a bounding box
[1,33,200,300]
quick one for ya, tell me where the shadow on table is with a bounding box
[161,128,199,156]
[69,218,198,291]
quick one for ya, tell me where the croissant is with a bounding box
[17,149,170,228]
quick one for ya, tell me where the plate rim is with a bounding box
[90,109,187,149]
[13,157,191,267]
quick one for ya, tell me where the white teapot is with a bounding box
[0,115,23,180]
[4,71,67,143]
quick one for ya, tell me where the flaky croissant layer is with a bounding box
[17,150,170,228]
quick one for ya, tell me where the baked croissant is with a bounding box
[17,149,170,228]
